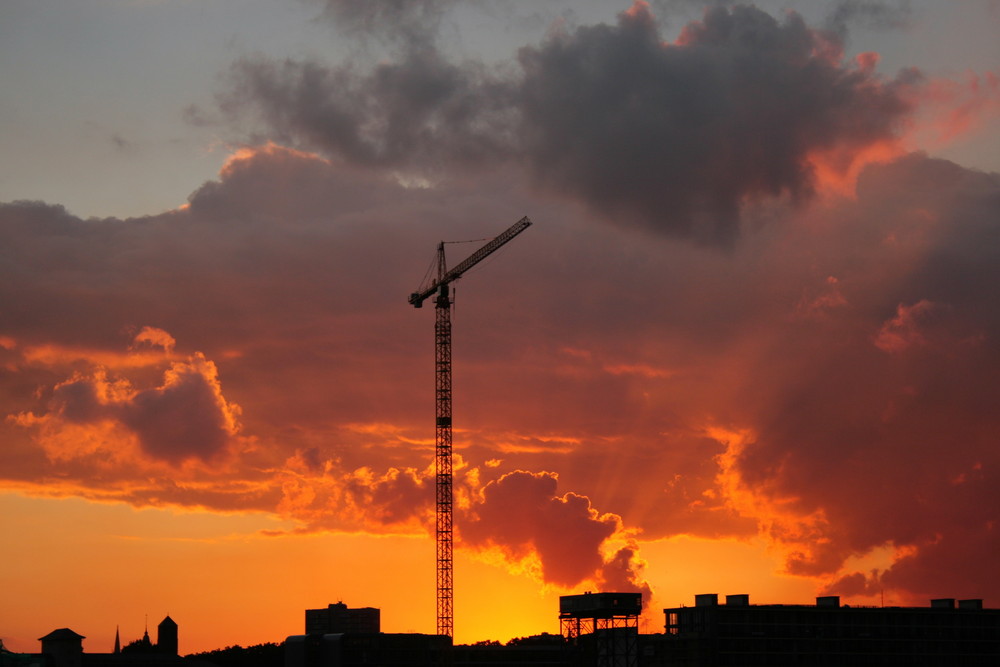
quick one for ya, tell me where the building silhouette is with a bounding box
[560,593,642,667]
[291,603,442,667]
[156,617,178,657]
[280,592,1000,665]
[304,603,380,636]
[11,592,1000,666]
[112,616,178,660]
[661,593,1000,666]
[38,629,85,667]
[26,617,186,667]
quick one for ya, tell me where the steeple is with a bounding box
[113,625,120,654]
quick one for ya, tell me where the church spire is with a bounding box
[114,625,120,654]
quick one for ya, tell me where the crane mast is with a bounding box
[409,216,532,638]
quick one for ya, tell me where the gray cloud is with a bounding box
[220,4,918,246]
[824,0,912,38]
[219,50,514,173]
[318,0,458,51]
[515,4,916,244]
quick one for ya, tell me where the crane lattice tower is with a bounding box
[409,216,532,637]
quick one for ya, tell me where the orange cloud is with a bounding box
[342,422,434,448]
[130,326,176,354]
[21,343,173,370]
[873,300,984,355]
[460,470,651,601]
[873,300,938,353]
[795,276,848,320]
[917,70,1000,146]
[219,142,329,180]
[603,363,673,379]
[808,138,907,198]
[11,340,243,468]
[708,425,840,576]
[270,450,434,534]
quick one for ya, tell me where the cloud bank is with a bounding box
[221,3,917,244]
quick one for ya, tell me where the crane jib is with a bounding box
[408,216,532,308]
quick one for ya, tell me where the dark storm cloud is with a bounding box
[221,4,917,245]
[515,3,916,243]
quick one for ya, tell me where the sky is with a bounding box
[2,0,1000,656]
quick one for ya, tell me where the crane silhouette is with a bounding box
[409,216,532,638]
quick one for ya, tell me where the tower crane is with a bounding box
[409,215,532,638]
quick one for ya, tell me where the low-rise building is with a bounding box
[662,593,1000,666]
[304,604,380,636]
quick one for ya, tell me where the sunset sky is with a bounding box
[2,0,1000,656]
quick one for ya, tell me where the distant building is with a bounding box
[39,629,85,667]
[156,616,178,657]
[33,617,184,667]
[119,627,154,655]
[117,616,177,658]
[304,603,380,636]
[560,593,643,667]
[662,593,1000,666]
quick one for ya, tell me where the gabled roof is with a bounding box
[39,628,85,641]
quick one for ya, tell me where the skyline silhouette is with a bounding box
[14,592,1000,665]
